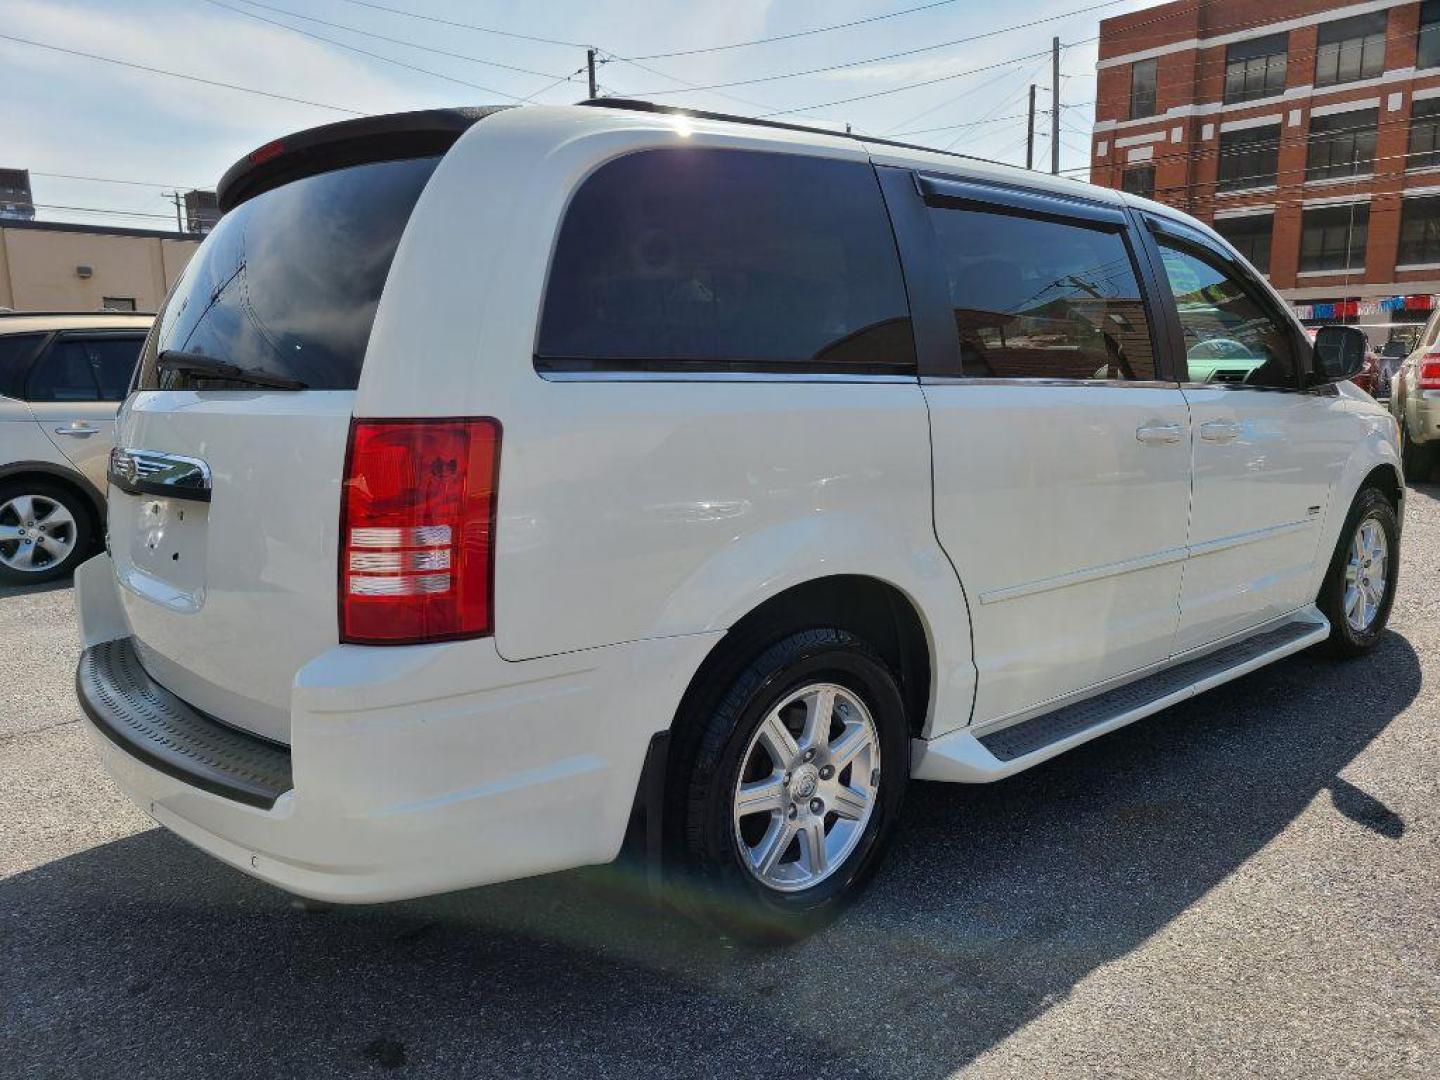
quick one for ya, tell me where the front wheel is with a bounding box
[670,629,909,943]
[1317,487,1399,657]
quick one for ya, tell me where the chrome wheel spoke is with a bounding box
[8,542,37,569]
[7,495,34,524]
[735,773,786,817]
[800,686,836,750]
[756,712,798,766]
[35,534,69,558]
[830,784,870,821]
[0,524,21,542]
[751,818,794,876]
[799,818,828,876]
[828,723,872,773]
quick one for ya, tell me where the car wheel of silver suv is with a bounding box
[0,483,93,585]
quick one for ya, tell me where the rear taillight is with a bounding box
[340,418,500,645]
[1421,356,1440,390]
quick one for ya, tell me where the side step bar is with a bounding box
[912,611,1329,783]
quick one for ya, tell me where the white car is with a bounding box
[1390,308,1440,478]
[0,311,151,583]
[74,103,1403,940]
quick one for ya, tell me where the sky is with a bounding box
[0,0,1158,231]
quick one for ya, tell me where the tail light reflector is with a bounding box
[1420,357,1440,390]
[340,418,500,645]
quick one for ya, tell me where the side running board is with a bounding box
[912,612,1329,783]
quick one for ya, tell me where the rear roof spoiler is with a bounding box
[217,106,510,212]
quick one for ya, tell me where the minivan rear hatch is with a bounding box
[109,108,503,744]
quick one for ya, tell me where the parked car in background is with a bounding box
[74,103,1402,941]
[0,311,152,583]
[1390,308,1440,478]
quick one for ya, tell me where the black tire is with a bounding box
[0,481,95,585]
[666,628,909,944]
[1401,418,1437,482]
[1317,486,1400,658]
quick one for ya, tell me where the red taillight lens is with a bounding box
[340,418,500,645]
[1420,357,1440,390]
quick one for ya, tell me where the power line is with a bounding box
[30,171,205,190]
[226,0,568,81]
[621,0,1129,62]
[200,0,529,101]
[0,32,365,114]
[625,2,1129,96]
[329,0,588,49]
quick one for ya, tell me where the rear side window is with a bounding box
[138,155,440,391]
[89,337,144,400]
[29,340,100,401]
[537,149,915,375]
[0,333,45,398]
[927,207,1157,380]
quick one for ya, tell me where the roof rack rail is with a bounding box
[0,309,156,318]
[576,98,1071,180]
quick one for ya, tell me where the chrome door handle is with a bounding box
[1200,419,1241,443]
[54,424,99,437]
[1135,422,1183,445]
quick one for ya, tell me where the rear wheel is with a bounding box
[669,628,908,943]
[1317,487,1399,657]
[0,483,94,585]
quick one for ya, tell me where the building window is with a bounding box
[1217,125,1280,191]
[1306,108,1378,181]
[1213,215,1273,274]
[1300,204,1369,272]
[1408,98,1440,170]
[1314,12,1387,87]
[1420,1,1440,70]
[101,297,137,312]
[1121,166,1155,199]
[1224,33,1287,104]
[1399,194,1440,265]
[1130,58,1157,119]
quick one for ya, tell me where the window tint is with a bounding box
[138,155,440,391]
[1423,1,1440,69]
[1315,12,1386,87]
[1399,193,1440,265]
[537,150,914,374]
[87,337,143,400]
[0,333,45,398]
[1299,204,1369,273]
[1407,98,1440,170]
[927,206,1155,381]
[1306,108,1377,180]
[1217,125,1280,191]
[1121,166,1155,199]
[1225,34,1288,104]
[1157,239,1298,389]
[1130,59,1157,119]
[29,340,99,402]
[1214,215,1273,274]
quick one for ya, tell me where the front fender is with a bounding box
[1306,407,1403,600]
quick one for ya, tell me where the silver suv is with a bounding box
[0,311,152,583]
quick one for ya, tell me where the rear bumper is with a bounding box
[74,554,720,903]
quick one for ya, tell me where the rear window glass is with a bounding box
[537,149,915,374]
[138,155,440,391]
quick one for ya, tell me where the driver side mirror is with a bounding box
[1312,325,1367,384]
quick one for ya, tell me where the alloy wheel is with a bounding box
[0,494,78,574]
[1344,515,1389,632]
[732,682,880,893]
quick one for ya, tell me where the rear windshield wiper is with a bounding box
[156,350,308,390]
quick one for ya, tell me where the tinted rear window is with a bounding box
[138,156,440,391]
[537,149,914,374]
[0,333,45,398]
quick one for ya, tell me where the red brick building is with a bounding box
[1091,0,1440,337]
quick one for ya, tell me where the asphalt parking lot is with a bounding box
[3,485,1439,1080]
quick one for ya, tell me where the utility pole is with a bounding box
[1050,36,1061,175]
[587,48,597,99]
[1026,84,1037,170]
[164,191,184,233]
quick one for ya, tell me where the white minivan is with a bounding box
[75,102,1403,939]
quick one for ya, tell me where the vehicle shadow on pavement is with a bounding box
[0,633,1421,1080]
